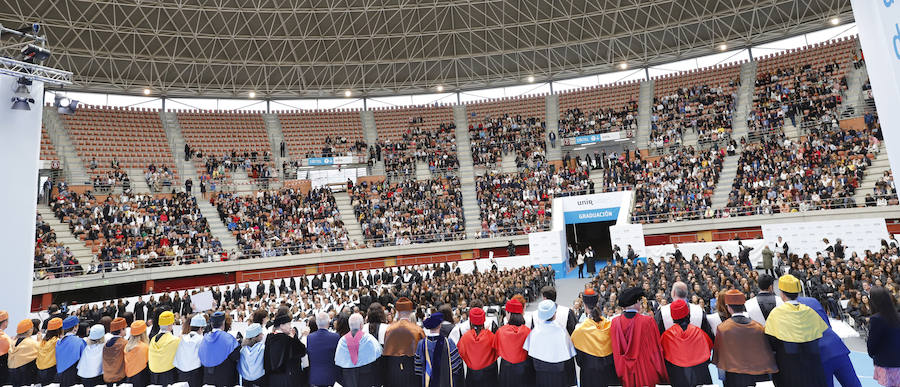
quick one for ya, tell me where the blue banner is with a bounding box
[574,134,604,144]
[308,157,335,166]
[563,207,620,224]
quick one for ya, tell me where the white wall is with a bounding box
[1,75,43,335]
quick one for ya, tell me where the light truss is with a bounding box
[0,0,855,98]
[0,56,72,85]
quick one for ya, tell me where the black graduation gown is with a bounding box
[768,338,826,387]
[57,362,80,387]
[574,349,619,387]
[384,356,417,387]
[724,371,771,387]
[8,359,37,387]
[664,360,713,387]
[532,358,567,387]
[0,352,8,386]
[178,367,203,387]
[341,361,380,387]
[203,347,241,386]
[264,333,306,387]
[465,362,498,387]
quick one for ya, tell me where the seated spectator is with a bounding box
[469,115,546,169]
[350,177,465,247]
[213,187,351,257]
[557,103,637,138]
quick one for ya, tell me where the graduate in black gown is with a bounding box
[263,312,306,387]
[495,298,534,387]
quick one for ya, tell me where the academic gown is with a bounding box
[383,320,425,387]
[8,337,38,387]
[36,337,58,385]
[712,315,778,387]
[523,320,576,387]
[494,324,534,387]
[148,331,180,386]
[335,331,383,387]
[660,322,713,387]
[610,312,668,387]
[457,328,498,387]
[571,319,619,387]
[416,334,464,387]
[264,333,306,387]
[56,333,86,387]
[174,331,204,387]
[764,302,829,387]
[0,332,10,386]
[199,330,240,386]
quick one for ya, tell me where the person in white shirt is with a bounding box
[173,313,206,387]
[77,324,106,387]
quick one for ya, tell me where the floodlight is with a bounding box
[21,44,51,64]
[55,95,79,115]
[11,97,35,110]
[619,62,628,70]
[15,77,32,95]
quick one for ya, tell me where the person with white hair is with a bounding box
[654,281,713,339]
[523,300,576,387]
[307,312,340,387]
[334,313,383,387]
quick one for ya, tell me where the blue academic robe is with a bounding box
[307,330,340,386]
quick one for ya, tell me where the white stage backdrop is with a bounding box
[761,218,888,258]
[852,1,900,182]
[610,223,646,257]
[551,190,633,230]
[0,75,44,335]
[644,239,766,266]
[528,229,567,265]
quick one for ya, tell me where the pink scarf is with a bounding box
[344,330,365,365]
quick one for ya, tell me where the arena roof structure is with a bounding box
[0,0,853,98]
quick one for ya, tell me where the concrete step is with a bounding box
[333,191,365,245]
[711,154,741,209]
[36,205,94,262]
[415,160,432,181]
[196,200,240,251]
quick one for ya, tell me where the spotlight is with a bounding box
[436,85,444,92]
[11,97,35,111]
[526,75,535,83]
[344,90,352,97]
[719,44,728,51]
[143,88,151,95]
[830,17,840,25]
[249,91,256,99]
[15,77,32,95]
[20,44,51,64]
[54,95,79,115]
[619,62,628,70]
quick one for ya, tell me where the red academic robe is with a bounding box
[610,313,668,387]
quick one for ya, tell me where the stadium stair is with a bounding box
[230,168,253,192]
[732,61,757,144]
[126,168,152,193]
[710,154,740,210]
[160,111,194,186]
[500,155,517,174]
[195,198,240,254]
[841,61,867,117]
[853,143,891,205]
[41,109,90,185]
[261,113,286,189]
[544,94,562,161]
[453,105,482,239]
[682,128,699,149]
[636,79,654,149]
[415,160,431,181]
[360,111,385,175]
[36,204,94,268]
[332,190,365,246]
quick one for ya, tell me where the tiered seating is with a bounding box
[466,95,545,126]
[476,165,591,237]
[40,125,58,161]
[651,63,739,150]
[177,110,275,185]
[373,105,453,140]
[278,110,366,159]
[50,191,223,271]
[726,126,878,216]
[372,105,458,176]
[212,187,352,256]
[34,211,81,279]
[62,106,176,180]
[750,37,857,139]
[349,177,466,246]
[620,147,725,223]
[557,81,640,138]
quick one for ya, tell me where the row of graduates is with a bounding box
[0,274,835,387]
[526,275,837,387]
